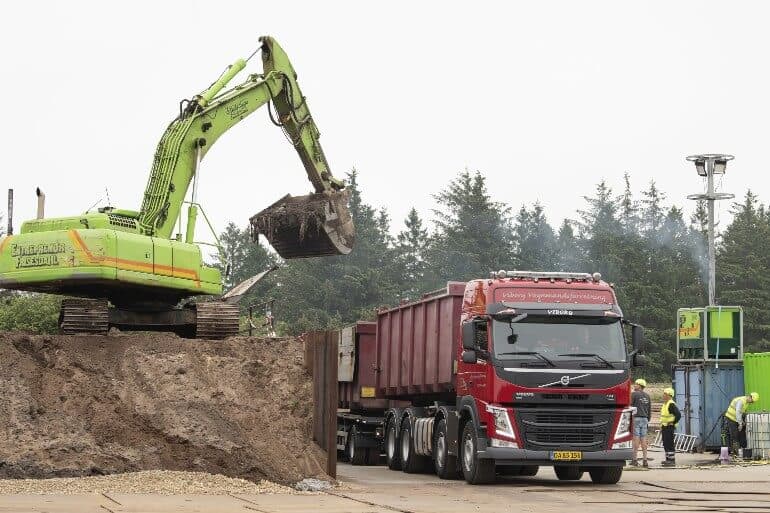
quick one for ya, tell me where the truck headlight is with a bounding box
[614,409,632,440]
[486,405,515,439]
[490,438,518,448]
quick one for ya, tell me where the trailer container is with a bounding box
[336,322,406,465]
[376,282,465,400]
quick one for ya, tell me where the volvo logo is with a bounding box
[539,373,591,388]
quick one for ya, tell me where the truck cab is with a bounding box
[456,271,643,483]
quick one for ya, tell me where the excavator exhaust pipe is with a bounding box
[250,190,354,259]
[36,187,45,220]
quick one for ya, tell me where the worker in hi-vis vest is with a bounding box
[660,388,681,467]
[722,392,760,456]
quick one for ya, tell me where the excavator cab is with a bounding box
[250,190,354,258]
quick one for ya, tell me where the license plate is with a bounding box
[552,451,582,461]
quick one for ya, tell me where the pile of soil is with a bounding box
[0,332,326,484]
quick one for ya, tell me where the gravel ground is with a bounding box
[0,471,296,495]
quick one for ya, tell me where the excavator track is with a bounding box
[195,302,240,340]
[59,298,110,335]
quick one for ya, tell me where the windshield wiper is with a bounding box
[557,353,616,369]
[497,351,556,367]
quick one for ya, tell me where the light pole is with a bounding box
[686,154,734,306]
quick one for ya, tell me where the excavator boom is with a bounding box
[138,36,353,257]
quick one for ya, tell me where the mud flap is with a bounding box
[250,190,354,259]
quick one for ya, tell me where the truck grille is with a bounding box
[515,409,612,451]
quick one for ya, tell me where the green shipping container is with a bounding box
[744,352,770,413]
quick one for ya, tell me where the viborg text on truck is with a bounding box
[336,271,645,484]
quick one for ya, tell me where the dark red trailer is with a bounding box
[376,283,465,399]
[336,321,406,464]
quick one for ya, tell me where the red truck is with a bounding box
[336,271,645,484]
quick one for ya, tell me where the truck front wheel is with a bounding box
[385,420,401,470]
[460,422,495,484]
[588,466,623,484]
[434,419,459,479]
[554,466,584,481]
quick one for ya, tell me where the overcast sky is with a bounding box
[2,1,765,250]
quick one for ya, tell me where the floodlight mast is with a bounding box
[685,154,734,306]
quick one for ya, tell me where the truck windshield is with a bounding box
[492,317,626,363]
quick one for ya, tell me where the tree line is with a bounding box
[217,169,770,380]
[2,169,768,380]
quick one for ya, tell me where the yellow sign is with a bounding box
[360,386,376,398]
[553,451,582,461]
[678,311,701,339]
[709,309,734,339]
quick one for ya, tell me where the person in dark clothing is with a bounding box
[660,387,681,467]
[630,378,651,467]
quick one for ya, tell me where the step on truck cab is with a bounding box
[366,271,644,484]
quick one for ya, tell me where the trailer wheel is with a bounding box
[554,466,584,481]
[434,419,459,479]
[385,420,401,470]
[400,422,429,473]
[365,447,381,465]
[588,466,623,484]
[347,426,367,466]
[460,422,495,484]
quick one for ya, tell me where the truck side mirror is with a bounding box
[632,324,645,352]
[633,353,647,367]
[462,321,476,350]
[462,350,477,364]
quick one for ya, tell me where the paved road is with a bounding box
[1,452,769,512]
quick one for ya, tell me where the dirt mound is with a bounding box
[0,332,326,485]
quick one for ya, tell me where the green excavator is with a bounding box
[0,36,354,339]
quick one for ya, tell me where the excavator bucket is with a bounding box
[250,190,354,259]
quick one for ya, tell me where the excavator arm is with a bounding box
[138,36,353,258]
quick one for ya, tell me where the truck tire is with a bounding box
[588,466,623,484]
[460,422,495,484]
[554,466,583,481]
[385,420,401,470]
[400,422,429,473]
[365,447,381,466]
[347,426,367,466]
[433,419,459,479]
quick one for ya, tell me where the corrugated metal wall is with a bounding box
[744,352,770,413]
[674,362,744,450]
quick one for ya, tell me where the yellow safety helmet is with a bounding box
[750,392,759,402]
[663,387,675,397]
[634,379,647,388]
